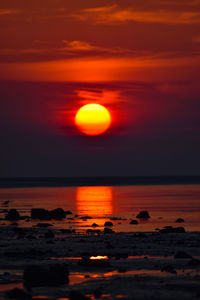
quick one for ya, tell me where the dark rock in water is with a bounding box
[161,265,177,274]
[93,288,103,298]
[5,288,31,299]
[5,209,20,220]
[50,208,66,220]
[80,216,93,220]
[174,251,192,259]
[130,220,138,225]
[69,291,90,300]
[136,211,150,219]
[24,263,69,288]
[45,230,55,239]
[188,258,200,266]
[176,218,184,223]
[65,210,72,215]
[118,268,127,273]
[36,223,53,228]
[104,227,114,234]
[104,221,113,227]
[31,208,51,220]
[159,227,186,233]
[92,223,99,227]
[78,258,110,268]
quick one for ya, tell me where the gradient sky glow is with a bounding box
[0,0,200,177]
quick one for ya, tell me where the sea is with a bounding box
[0,177,200,232]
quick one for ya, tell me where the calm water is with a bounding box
[0,184,200,232]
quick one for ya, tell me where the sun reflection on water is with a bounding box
[76,186,113,217]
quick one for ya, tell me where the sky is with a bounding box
[0,0,200,178]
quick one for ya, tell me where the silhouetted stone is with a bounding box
[93,288,103,298]
[92,223,99,227]
[69,291,90,300]
[45,230,55,238]
[176,218,184,223]
[23,263,69,288]
[5,288,31,299]
[104,227,115,234]
[80,216,93,220]
[188,258,200,266]
[136,211,150,219]
[159,227,186,233]
[161,265,176,274]
[104,221,113,227]
[5,209,20,220]
[174,251,192,259]
[50,208,66,220]
[78,258,110,268]
[31,208,51,220]
[36,223,53,227]
[130,220,138,225]
[65,210,72,215]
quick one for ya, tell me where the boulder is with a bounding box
[5,209,20,220]
[136,211,150,219]
[92,223,99,227]
[159,227,186,233]
[24,263,69,288]
[69,291,90,300]
[104,221,113,227]
[130,220,138,225]
[44,230,55,239]
[5,288,31,299]
[104,227,114,234]
[188,258,200,266]
[161,264,176,274]
[175,218,184,223]
[50,208,66,220]
[31,208,51,220]
[174,251,192,259]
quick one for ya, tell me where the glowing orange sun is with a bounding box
[75,104,112,136]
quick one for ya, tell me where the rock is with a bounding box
[174,251,192,259]
[78,258,110,268]
[104,228,115,234]
[65,210,72,215]
[5,209,20,220]
[36,223,53,227]
[80,216,93,220]
[159,227,186,233]
[104,221,113,227]
[92,223,99,227]
[130,220,138,225]
[136,211,150,219]
[93,289,103,298]
[69,291,90,300]
[188,258,200,266]
[176,218,184,223]
[50,208,66,220]
[44,230,55,238]
[5,288,31,299]
[31,208,51,220]
[23,263,69,287]
[161,265,176,274]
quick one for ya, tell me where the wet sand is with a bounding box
[0,225,200,300]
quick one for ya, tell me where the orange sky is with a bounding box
[0,0,200,177]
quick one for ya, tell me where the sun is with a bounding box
[75,103,112,136]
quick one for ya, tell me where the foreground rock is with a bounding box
[174,251,192,259]
[23,263,69,288]
[159,226,186,233]
[136,211,150,219]
[50,208,66,220]
[5,288,31,299]
[130,220,138,225]
[31,208,51,220]
[5,209,20,220]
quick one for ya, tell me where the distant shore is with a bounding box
[0,176,200,188]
